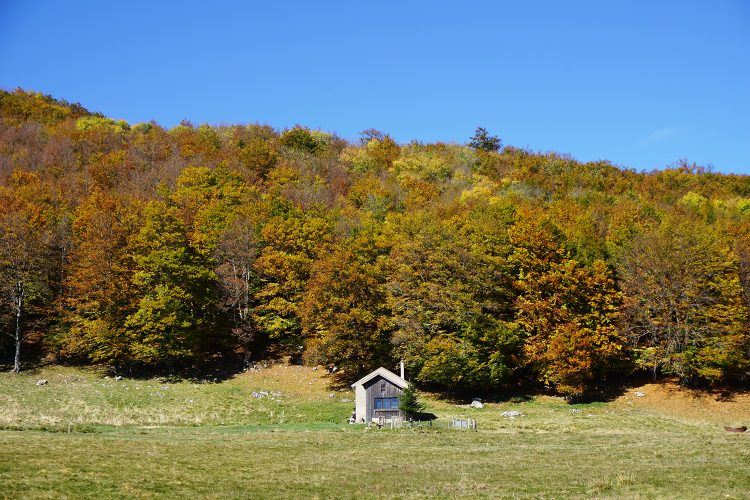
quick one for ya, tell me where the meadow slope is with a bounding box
[0,364,748,498]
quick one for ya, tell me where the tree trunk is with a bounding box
[12,283,22,374]
[13,308,21,374]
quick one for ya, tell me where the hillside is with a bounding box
[0,362,347,430]
[1,363,748,431]
[0,88,749,399]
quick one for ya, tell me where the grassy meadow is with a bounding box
[1,364,749,498]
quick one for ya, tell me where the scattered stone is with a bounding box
[312,366,318,371]
[569,408,582,413]
[249,390,282,399]
[501,410,523,418]
[725,426,747,433]
[470,399,484,409]
[634,391,646,397]
[114,375,123,381]
[329,393,336,398]
[35,379,48,386]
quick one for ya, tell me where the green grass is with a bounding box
[0,365,748,498]
[0,365,351,430]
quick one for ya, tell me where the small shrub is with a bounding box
[399,383,425,419]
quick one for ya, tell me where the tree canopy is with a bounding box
[0,88,748,397]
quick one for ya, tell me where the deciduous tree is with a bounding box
[57,189,140,363]
[512,211,625,397]
[0,173,55,372]
[617,215,749,384]
[300,223,391,379]
[124,202,217,364]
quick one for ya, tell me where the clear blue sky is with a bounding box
[1,1,749,173]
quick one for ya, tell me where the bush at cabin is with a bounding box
[400,383,425,418]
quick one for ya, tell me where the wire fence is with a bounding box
[370,415,477,431]
[448,416,477,431]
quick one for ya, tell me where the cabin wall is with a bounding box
[364,375,403,422]
[354,383,366,422]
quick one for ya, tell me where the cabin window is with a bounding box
[374,397,399,410]
[380,381,386,393]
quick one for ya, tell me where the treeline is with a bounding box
[0,89,749,397]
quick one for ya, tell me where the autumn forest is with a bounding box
[1,89,748,398]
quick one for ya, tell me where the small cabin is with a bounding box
[351,366,408,423]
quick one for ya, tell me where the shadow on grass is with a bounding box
[0,348,56,374]
[623,371,749,403]
[413,412,438,421]
[418,377,634,406]
[13,354,253,383]
[685,380,749,403]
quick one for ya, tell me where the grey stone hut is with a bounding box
[351,366,408,423]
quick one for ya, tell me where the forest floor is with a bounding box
[0,363,748,498]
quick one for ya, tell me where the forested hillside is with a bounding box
[1,88,748,397]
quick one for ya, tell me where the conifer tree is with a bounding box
[399,383,425,419]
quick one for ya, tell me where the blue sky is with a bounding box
[1,1,749,173]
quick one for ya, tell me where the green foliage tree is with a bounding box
[124,202,218,365]
[468,127,501,152]
[279,127,319,154]
[387,209,522,392]
[399,383,425,419]
[170,166,246,256]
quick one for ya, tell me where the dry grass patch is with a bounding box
[613,379,750,427]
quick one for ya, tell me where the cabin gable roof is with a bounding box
[351,367,408,389]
